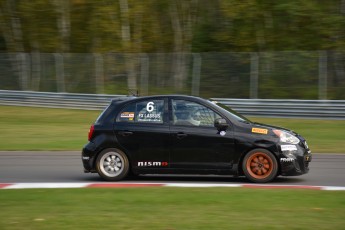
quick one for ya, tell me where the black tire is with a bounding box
[96,148,129,181]
[242,148,278,183]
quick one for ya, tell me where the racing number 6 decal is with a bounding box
[146,102,154,112]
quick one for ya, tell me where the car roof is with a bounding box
[111,95,204,103]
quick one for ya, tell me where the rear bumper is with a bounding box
[82,142,98,173]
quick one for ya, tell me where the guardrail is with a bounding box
[1,90,345,119]
[0,90,118,110]
[213,98,345,119]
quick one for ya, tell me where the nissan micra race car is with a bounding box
[82,95,312,183]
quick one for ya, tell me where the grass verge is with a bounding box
[0,105,99,150]
[0,105,344,152]
[0,188,344,229]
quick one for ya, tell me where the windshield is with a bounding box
[212,101,252,123]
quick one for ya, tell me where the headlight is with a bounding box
[273,130,300,144]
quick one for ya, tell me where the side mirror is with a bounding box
[214,118,229,131]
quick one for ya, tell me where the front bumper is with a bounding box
[279,142,312,176]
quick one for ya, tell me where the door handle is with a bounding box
[118,131,133,137]
[176,132,187,139]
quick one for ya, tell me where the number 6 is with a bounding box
[146,102,154,112]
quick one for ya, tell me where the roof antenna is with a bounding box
[128,89,139,97]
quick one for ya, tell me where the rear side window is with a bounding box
[117,100,164,124]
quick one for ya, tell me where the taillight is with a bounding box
[88,125,95,141]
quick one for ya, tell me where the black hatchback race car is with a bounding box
[82,95,312,183]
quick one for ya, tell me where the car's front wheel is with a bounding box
[96,148,129,181]
[242,149,278,183]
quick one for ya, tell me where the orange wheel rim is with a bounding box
[246,152,273,179]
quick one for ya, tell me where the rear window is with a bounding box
[117,99,164,124]
[95,104,111,123]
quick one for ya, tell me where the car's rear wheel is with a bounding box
[96,148,129,181]
[242,149,278,183]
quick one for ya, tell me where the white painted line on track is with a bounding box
[321,186,345,191]
[4,183,91,189]
[1,183,345,191]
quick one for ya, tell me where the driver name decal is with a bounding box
[137,101,163,122]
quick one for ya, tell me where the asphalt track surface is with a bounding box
[0,151,344,186]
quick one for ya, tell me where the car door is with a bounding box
[114,98,170,171]
[169,98,235,170]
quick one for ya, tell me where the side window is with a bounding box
[117,100,164,124]
[172,100,221,127]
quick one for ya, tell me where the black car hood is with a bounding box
[252,122,295,134]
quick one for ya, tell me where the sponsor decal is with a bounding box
[252,128,268,134]
[120,112,135,118]
[281,145,297,151]
[82,156,90,160]
[219,131,226,136]
[280,158,294,162]
[137,161,168,167]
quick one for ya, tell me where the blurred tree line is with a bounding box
[0,0,344,99]
[1,0,344,53]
